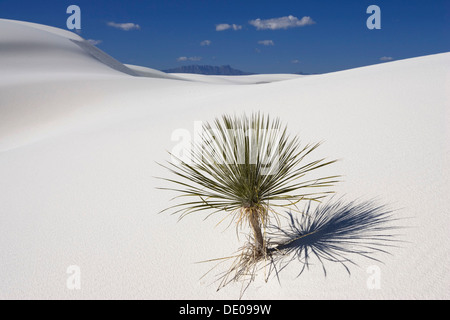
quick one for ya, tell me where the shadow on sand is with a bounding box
[267,198,404,278]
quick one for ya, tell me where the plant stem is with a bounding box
[249,208,265,254]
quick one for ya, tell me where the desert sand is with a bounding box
[0,18,449,299]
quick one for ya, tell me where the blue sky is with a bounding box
[1,0,449,73]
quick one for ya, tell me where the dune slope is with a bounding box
[0,20,449,299]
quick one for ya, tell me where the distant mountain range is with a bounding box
[294,71,319,75]
[162,65,254,75]
[162,64,319,76]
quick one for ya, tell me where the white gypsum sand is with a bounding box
[0,19,449,299]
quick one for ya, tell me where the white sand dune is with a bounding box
[124,64,187,81]
[0,19,449,300]
[170,73,304,85]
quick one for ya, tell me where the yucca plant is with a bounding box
[158,113,339,257]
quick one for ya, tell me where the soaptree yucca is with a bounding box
[158,113,339,257]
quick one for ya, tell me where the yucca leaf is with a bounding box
[158,113,339,231]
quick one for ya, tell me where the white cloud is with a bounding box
[231,24,242,31]
[249,15,315,30]
[200,40,212,46]
[258,40,274,46]
[177,56,202,62]
[291,59,300,64]
[87,39,102,46]
[215,23,242,31]
[215,24,230,31]
[380,56,394,61]
[107,22,141,31]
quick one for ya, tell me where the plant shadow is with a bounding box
[266,198,405,279]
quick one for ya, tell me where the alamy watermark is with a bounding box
[66,265,81,290]
[66,5,81,30]
[366,265,381,290]
[170,121,281,175]
[367,5,381,30]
